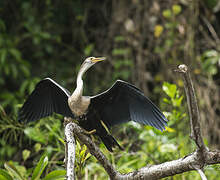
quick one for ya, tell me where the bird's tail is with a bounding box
[79,109,123,152]
[98,133,123,152]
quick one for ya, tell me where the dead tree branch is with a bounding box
[66,64,220,179]
[65,122,76,180]
[175,64,207,152]
[196,169,207,180]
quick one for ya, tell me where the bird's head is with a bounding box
[84,56,106,65]
[77,57,106,79]
[80,56,106,72]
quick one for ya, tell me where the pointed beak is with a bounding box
[92,57,106,63]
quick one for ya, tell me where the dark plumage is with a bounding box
[18,57,168,152]
[18,78,74,123]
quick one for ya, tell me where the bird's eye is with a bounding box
[85,57,95,63]
[89,57,95,63]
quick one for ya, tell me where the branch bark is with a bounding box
[176,64,207,152]
[65,64,220,179]
[65,122,76,180]
[196,169,207,180]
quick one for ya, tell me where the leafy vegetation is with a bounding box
[0,154,66,180]
[0,0,219,179]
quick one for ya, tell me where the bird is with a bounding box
[18,57,168,152]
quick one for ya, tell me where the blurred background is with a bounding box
[0,0,219,179]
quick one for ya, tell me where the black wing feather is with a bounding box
[91,80,168,131]
[18,78,74,123]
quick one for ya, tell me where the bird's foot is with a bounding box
[63,117,73,127]
[83,129,96,135]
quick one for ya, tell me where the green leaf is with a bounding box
[32,155,48,180]
[4,64,10,75]
[42,170,66,180]
[0,49,7,64]
[84,152,91,161]
[11,64,18,78]
[24,127,47,144]
[29,81,36,94]
[84,44,94,56]
[165,127,176,133]
[19,80,29,94]
[0,169,13,180]
[162,9,172,18]
[114,36,125,42]
[163,97,170,104]
[112,48,130,56]
[172,5,182,15]
[34,143,42,153]
[9,48,21,61]
[20,65,30,77]
[80,147,86,158]
[203,49,218,58]
[0,19,6,31]
[58,137,65,145]
[4,162,24,180]
[22,149,31,161]
[162,82,177,99]
[172,95,183,107]
[40,32,51,39]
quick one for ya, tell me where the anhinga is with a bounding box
[18,57,168,152]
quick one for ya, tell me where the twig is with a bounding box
[201,15,220,46]
[65,123,76,180]
[196,169,207,180]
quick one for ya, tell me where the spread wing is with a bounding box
[90,80,168,131]
[18,78,74,123]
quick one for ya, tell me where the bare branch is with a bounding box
[65,122,76,180]
[176,64,207,152]
[117,150,220,180]
[201,15,220,46]
[204,150,220,164]
[196,169,207,180]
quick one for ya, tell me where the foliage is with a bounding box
[112,36,134,81]
[201,49,220,76]
[154,3,183,60]
[0,154,66,180]
[74,141,91,178]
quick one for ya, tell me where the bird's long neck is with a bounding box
[71,63,89,100]
[75,69,84,97]
[68,62,92,116]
